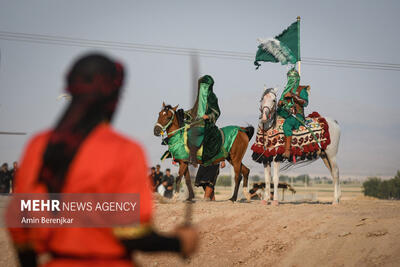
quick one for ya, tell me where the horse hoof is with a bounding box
[332,201,339,206]
[185,198,195,203]
[261,200,268,205]
[229,198,235,203]
[272,200,279,206]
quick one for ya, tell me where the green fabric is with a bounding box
[206,91,220,123]
[280,68,300,101]
[197,82,210,118]
[281,114,304,136]
[164,125,241,166]
[187,126,204,148]
[279,68,300,109]
[278,88,308,117]
[167,129,188,160]
[201,123,222,163]
[203,126,241,166]
[199,75,214,86]
[255,20,300,67]
[299,89,309,107]
[278,82,309,137]
[188,74,221,161]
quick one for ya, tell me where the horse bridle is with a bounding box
[155,108,175,135]
[260,89,277,126]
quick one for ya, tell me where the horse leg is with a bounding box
[182,163,195,201]
[228,131,250,202]
[229,161,242,202]
[174,162,185,197]
[241,164,251,201]
[324,117,341,204]
[263,163,272,204]
[272,161,280,206]
[322,156,340,204]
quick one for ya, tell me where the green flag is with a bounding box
[255,20,300,68]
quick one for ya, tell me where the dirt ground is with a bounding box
[1,190,400,267]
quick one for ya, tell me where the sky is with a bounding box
[0,0,399,179]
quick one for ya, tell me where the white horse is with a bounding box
[258,88,341,205]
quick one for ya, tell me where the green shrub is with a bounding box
[363,171,400,199]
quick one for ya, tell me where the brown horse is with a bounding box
[154,103,254,202]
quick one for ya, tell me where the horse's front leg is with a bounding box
[272,161,280,206]
[263,163,272,204]
[229,162,242,202]
[173,162,186,200]
[183,164,195,201]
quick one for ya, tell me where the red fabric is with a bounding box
[251,112,331,159]
[9,124,152,267]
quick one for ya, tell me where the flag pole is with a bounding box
[297,16,301,76]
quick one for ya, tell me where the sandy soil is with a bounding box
[134,196,400,267]
[1,194,400,267]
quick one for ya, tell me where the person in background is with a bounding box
[0,163,12,193]
[154,164,163,189]
[149,167,157,191]
[10,161,18,192]
[161,168,174,198]
[8,53,198,267]
[249,183,264,200]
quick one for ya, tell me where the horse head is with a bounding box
[154,102,179,136]
[260,87,278,130]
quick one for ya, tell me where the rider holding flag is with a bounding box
[277,68,309,158]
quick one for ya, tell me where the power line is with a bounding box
[1,31,400,71]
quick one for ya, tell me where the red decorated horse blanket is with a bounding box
[251,112,331,162]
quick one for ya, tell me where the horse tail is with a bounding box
[242,126,254,141]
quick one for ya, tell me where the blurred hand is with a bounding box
[202,115,209,120]
[175,226,199,257]
[220,161,226,168]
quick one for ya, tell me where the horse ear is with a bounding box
[273,87,279,94]
[172,105,179,111]
[162,102,166,108]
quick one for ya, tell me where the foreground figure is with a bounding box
[154,75,254,202]
[9,54,198,267]
[252,78,341,205]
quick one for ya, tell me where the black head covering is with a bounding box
[38,53,124,193]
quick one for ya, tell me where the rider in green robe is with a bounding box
[188,75,221,166]
[277,68,309,158]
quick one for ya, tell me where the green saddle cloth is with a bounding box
[162,125,241,166]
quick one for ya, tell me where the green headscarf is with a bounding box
[191,75,214,119]
[279,68,300,109]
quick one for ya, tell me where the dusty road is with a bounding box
[1,196,399,267]
[135,197,400,267]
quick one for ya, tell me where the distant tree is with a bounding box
[363,177,381,198]
[279,175,290,182]
[295,174,310,185]
[363,171,400,200]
